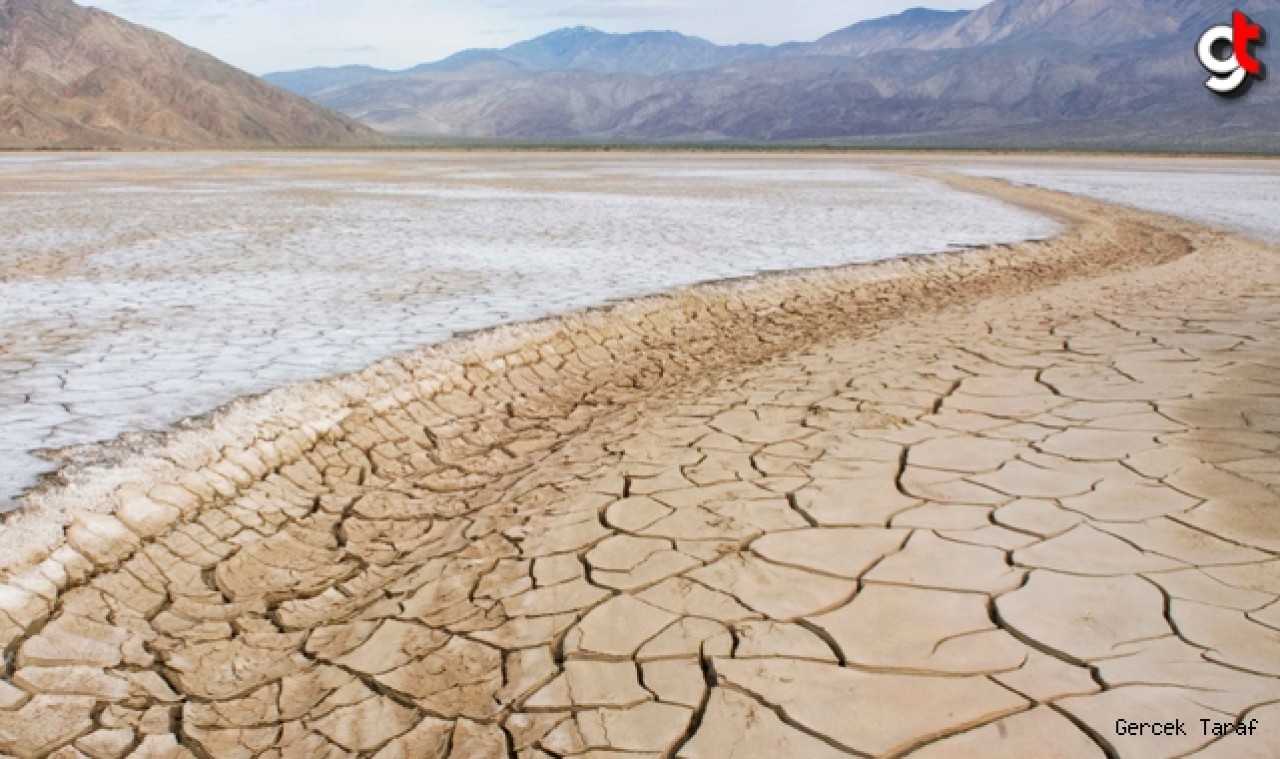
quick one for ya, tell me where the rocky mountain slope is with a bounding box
[270,0,1280,150]
[0,0,381,148]
[808,8,969,56]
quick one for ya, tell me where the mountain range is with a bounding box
[0,0,380,148]
[266,0,1280,150]
[1,0,1277,150]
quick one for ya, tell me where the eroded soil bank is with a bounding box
[0,176,1277,758]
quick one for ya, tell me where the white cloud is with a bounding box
[80,0,978,74]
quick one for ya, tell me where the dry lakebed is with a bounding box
[0,153,1276,759]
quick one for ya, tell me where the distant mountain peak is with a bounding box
[810,6,970,56]
[543,25,605,36]
[498,23,754,75]
[901,6,966,16]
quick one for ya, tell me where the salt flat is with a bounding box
[0,152,1059,508]
[959,157,1280,243]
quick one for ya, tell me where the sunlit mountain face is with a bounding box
[0,0,381,147]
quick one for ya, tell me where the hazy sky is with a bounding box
[82,1,977,75]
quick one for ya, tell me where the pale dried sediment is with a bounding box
[0,155,1057,509]
[0,176,1275,757]
[0,174,1183,575]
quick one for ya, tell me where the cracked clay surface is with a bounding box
[0,152,1057,509]
[0,175,1276,758]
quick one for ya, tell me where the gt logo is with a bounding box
[1198,10,1266,96]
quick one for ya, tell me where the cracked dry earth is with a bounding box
[0,176,1278,759]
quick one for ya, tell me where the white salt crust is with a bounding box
[0,152,1058,508]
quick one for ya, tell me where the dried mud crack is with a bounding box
[0,175,1278,758]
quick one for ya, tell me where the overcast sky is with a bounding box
[82,1,977,75]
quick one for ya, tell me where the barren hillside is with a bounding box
[0,0,382,148]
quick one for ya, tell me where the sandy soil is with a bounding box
[0,174,1276,758]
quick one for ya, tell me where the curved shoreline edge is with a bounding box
[5,173,1280,757]
[0,176,1197,632]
